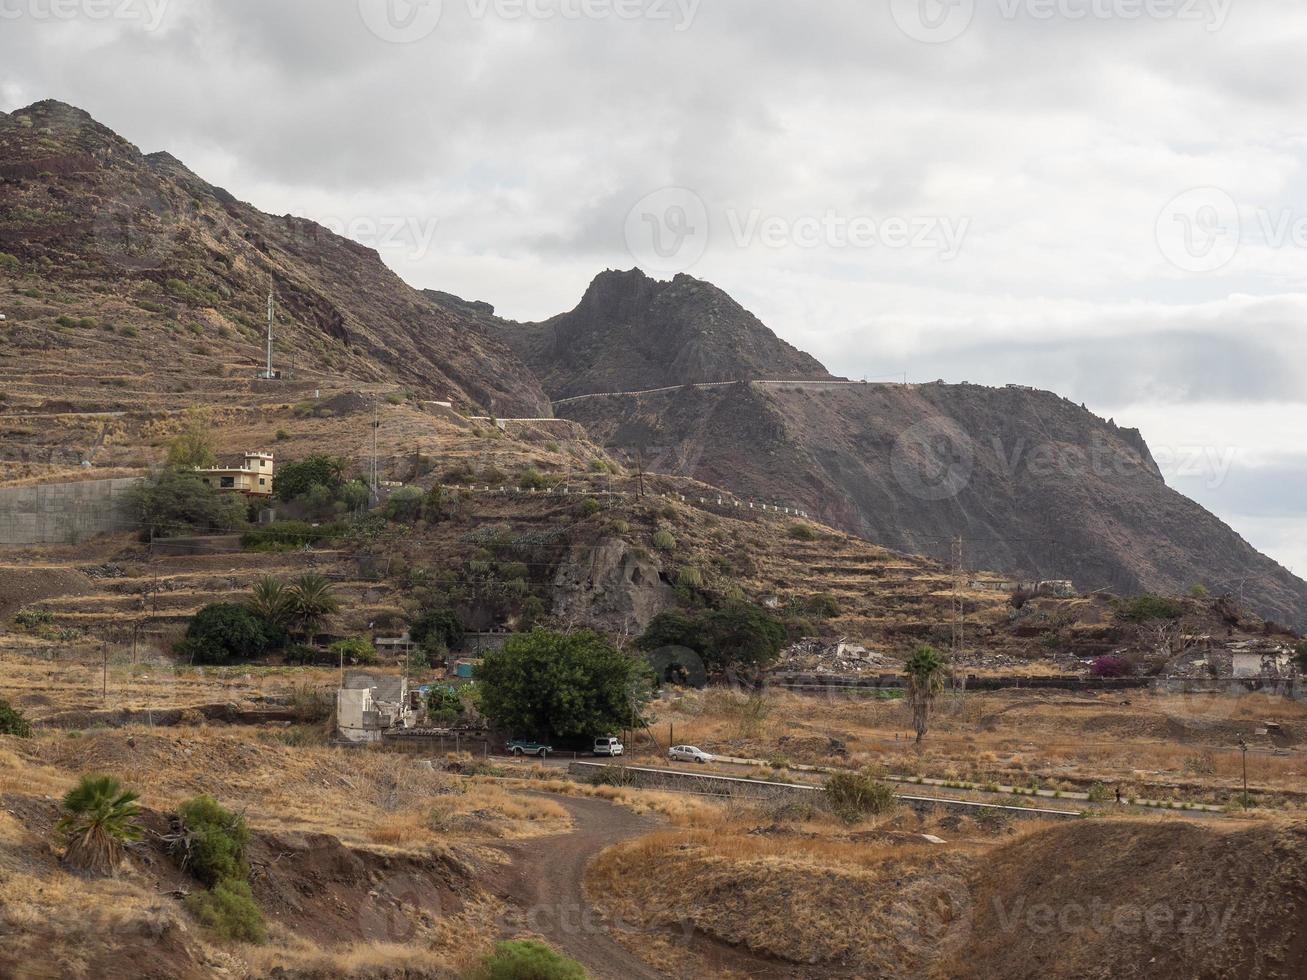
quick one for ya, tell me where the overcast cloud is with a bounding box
[2,0,1305,573]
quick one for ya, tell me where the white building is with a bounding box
[336,672,414,742]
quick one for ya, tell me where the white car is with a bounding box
[593,736,624,757]
[668,745,713,764]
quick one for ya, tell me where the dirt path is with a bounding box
[489,794,667,980]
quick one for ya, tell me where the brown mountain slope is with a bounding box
[0,100,547,417]
[533,308,1307,630]
[469,268,834,398]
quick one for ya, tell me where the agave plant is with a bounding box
[57,774,142,876]
[246,575,294,630]
[288,572,340,643]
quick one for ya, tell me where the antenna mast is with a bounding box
[265,285,275,379]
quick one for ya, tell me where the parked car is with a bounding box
[506,739,552,758]
[668,745,713,764]
[593,736,624,757]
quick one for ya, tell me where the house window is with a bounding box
[259,478,266,486]
[220,477,235,489]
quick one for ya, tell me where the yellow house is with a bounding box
[198,452,275,497]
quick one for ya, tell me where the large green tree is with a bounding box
[122,468,247,539]
[636,602,786,676]
[476,630,653,742]
[272,455,347,503]
[176,603,269,664]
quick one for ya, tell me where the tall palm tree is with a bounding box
[288,572,339,644]
[57,774,142,876]
[904,644,946,744]
[246,575,293,630]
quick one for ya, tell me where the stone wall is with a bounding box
[0,477,140,545]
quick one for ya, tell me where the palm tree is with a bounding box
[288,572,339,644]
[57,774,142,876]
[246,575,293,630]
[904,644,946,744]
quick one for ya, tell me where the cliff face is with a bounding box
[488,268,834,398]
[0,101,549,416]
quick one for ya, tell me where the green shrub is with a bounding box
[0,252,19,271]
[172,795,251,886]
[176,604,268,664]
[577,498,602,517]
[1117,593,1185,622]
[185,878,266,943]
[329,638,378,665]
[676,565,704,589]
[472,940,587,979]
[0,699,33,738]
[118,324,139,338]
[652,529,676,551]
[1087,782,1111,803]
[240,521,338,552]
[824,769,897,823]
[787,522,818,541]
[14,607,55,630]
[517,468,551,491]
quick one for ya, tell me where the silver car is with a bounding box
[668,745,713,764]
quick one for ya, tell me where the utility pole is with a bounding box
[370,397,380,506]
[636,447,646,498]
[1239,737,1249,809]
[950,535,967,703]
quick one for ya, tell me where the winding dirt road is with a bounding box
[490,795,667,980]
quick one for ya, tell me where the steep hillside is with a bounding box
[0,100,548,420]
[537,314,1307,631]
[469,268,834,398]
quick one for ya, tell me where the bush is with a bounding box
[825,769,897,823]
[652,529,676,551]
[1118,593,1185,623]
[471,940,586,980]
[329,637,378,665]
[185,878,266,943]
[0,252,19,271]
[176,604,268,664]
[14,607,55,630]
[240,521,338,552]
[122,468,247,539]
[1091,655,1131,678]
[577,498,602,517]
[517,468,552,491]
[411,608,464,652]
[273,455,347,502]
[0,699,32,738]
[172,794,251,886]
[384,485,425,522]
[787,522,818,541]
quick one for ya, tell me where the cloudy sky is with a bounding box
[3,0,1306,573]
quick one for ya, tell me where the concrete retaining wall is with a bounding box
[0,477,140,545]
